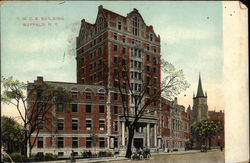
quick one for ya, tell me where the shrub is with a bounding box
[82,150,92,158]
[44,153,58,161]
[6,153,28,162]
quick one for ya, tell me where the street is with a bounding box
[111,150,224,163]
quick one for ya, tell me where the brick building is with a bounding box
[28,6,190,157]
[208,110,224,147]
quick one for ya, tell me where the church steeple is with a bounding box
[196,73,205,97]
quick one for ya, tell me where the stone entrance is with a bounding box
[133,138,143,149]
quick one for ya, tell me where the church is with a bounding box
[187,74,224,148]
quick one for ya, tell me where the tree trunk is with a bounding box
[21,132,28,157]
[125,127,134,158]
[208,137,211,150]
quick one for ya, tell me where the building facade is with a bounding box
[28,6,190,157]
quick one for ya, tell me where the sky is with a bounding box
[1,1,224,119]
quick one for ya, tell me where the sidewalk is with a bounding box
[30,156,128,163]
[153,149,220,156]
[73,156,128,163]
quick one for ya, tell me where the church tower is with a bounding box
[192,73,208,125]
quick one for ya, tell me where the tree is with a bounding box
[90,134,99,157]
[192,120,222,149]
[111,58,190,158]
[1,116,25,154]
[1,76,70,157]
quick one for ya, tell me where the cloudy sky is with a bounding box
[1,1,224,118]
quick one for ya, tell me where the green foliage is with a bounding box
[3,153,28,162]
[44,153,58,161]
[161,59,190,100]
[1,116,25,154]
[1,76,26,104]
[193,120,222,139]
[90,134,98,144]
[98,150,113,157]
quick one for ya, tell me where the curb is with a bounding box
[152,149,220,156]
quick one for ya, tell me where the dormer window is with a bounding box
[150,33,153,41]
[118,21,122,30]
[82,29,86,40]
[132,16,140,36]
[97,17,104,32]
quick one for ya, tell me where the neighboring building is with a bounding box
[188,74,224,148]
[208,110,224,147]
[28,6,190,157]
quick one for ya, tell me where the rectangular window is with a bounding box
[114,33,117,40]
[72,119,78,130]
[37,116,44,129]
[58,137,64,148]
[114,93,118,100]
[118,21,122,30]
[72,137,78,148]
[114,45,118,51]
[86,93,92,99]
[99,120,105,131]
[82,67,85,73]
[99,105,105,113]
[72,104,78,112]
[147,54,150,61]
[122,35,126,43]
[138,50,142,58]
[72,91,77,99]
[114,80,118,87]
[99,93,104,100]
[37,137,43,148]
[147,44,150,51]
[114,121,118,132]
[86,105,92,113]
[154,67,157,73]
[99,137,105,148]
[86,137,92,148]
[114,106,118,114]
[122,47,126,54]
[58,103,64,112]
[114,57,118,64]
[86,119,92,131]
[114,69,118,77]
[57,118,64,130]
[122,59,126,65]
[147,66,151,72]
[114,137,118,148]
[150,34,153,41]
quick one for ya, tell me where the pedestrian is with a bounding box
[220,145,223,151]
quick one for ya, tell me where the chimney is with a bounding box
[133,8,138,12]
[81,19,85,24]
[36,76,43,82]
[99,5,103,10]
[174,97,178,104]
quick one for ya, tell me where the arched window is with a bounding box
[97,17,104,32]
[132,16,140,36]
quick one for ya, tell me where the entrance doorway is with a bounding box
[134,138,143,149]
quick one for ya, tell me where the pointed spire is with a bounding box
[196,73,205,97]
